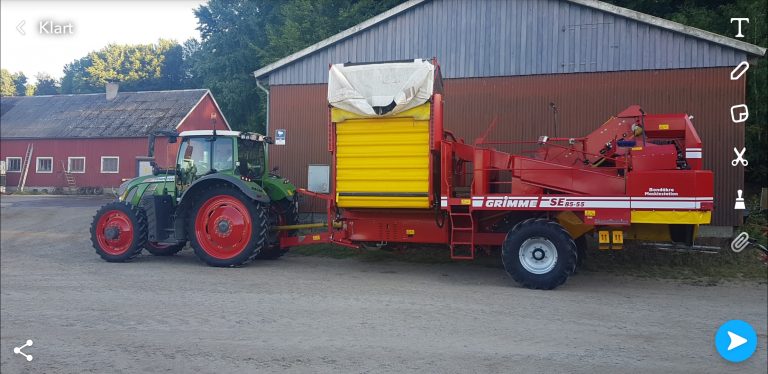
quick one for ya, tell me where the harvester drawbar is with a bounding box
[282,59,714,289]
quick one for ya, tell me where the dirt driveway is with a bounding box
[1,195,766,373]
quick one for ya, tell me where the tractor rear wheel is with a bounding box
[501,218,577,290]
[90,201,146,262]
[257,199,299,260]
[144,241,186,256]
[188,186,267,267]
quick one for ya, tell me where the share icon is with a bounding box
[13,339,33,361]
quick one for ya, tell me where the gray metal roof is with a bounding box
[254,0,766,85]
[0,89,212,138]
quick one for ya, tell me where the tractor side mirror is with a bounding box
[168,135,178,144]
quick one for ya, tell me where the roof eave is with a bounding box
[567,0,766,57]
[252,0,429,79]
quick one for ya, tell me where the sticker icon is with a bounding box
[730,61,749,80]
[734,189,746,210]
[731,147,748,166]
[731,232,750,253]
[730,105,749,123]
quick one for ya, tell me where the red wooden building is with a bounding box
[0,87,230,192]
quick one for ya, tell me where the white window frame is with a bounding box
[35,157,53,173]
[101,156,119,173]
[5,157,22,173]
[67,157,86,173]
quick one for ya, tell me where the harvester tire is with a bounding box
[257,199,299,260]
[90,201,147,262]
[501,218,577,290]
[188,186,268,267]
[144,241,186,256]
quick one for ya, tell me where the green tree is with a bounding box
[0,69,15,96]
[33,73,60,95]
[190,0,406,132]
[11,72,27,96]
[60,39,190,94]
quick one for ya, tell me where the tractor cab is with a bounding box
[174,130,270,191]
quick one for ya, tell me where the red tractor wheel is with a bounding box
[188,187,267,267]
[90,201,146,262]
[144,241,186,256]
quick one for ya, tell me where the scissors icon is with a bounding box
[732,147,748,166]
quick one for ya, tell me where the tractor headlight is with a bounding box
[116,181,130,201]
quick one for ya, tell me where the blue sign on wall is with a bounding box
[275,129,286,145]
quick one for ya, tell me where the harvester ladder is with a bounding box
[448,207,475,260]
[61,160,76,189]
[17,143,33,192]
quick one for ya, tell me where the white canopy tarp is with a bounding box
[327,59,435,116]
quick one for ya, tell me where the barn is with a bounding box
[252,0,766,230]
[0,86,230,192]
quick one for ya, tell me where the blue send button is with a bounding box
[715,320,758,363]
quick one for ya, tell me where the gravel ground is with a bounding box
[1,194,766,374]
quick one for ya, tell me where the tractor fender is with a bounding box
[172,174,270,241]
[181,174,270,204]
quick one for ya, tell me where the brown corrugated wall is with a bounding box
[269,67,744,225]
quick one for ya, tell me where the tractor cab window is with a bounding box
[177,137,210,184]
[237,138,265,179]
[212,137,234,171]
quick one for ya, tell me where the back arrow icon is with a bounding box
[17,20,26,35]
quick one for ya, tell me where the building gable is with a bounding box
[257,0,764,85]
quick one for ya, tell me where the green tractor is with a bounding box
[90,129,298,266]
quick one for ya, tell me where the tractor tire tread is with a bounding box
[90,201,147,262]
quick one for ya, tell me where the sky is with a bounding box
[1,0,207,83]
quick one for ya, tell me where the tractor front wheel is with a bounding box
[501,218,577,290]
[256,199,299,260]
[188,187,267,267]
[90,201,146,262]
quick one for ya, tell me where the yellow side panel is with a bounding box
[630,211,711,224]
[335,106,431,209]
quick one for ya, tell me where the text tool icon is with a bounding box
[13,339,33,361]
[715,320,757,362]
[731,232,749,253]
[730,105,749,123]
[734,190,745,210]
[731,147,748,166]
[730,18,749,38]
[730,61,749,80]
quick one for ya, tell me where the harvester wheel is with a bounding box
[257,199,299,260]
[144,241,186,256]
[90,201,146,262]
[501,218,577,290]
[188,186,267,267]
